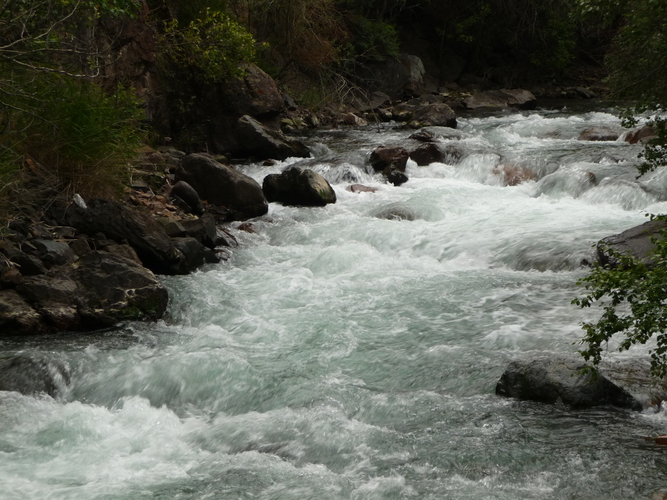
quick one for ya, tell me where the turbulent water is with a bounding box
[4,104,667,499]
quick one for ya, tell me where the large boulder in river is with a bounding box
[597,219,667,267]
[464,89,536,110]
[496,357,642,410]
[263,167,336,207]
[237,115,310,161]
[176,153,269,220]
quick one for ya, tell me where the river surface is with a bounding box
[3,105,667,499]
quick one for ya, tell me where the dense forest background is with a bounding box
[0,0,665,208]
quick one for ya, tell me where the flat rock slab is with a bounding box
[597,219,667,267]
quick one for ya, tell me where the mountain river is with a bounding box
[3,104,667,499]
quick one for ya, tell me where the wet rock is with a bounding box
[237,115,310,161]
[496,357,642,410]
[578,127,621,141]
[597,219,667,268]
[263,167,337,207]
[171,181,204,215]
[171,237,220,272]
[386,170,409,186]
[64,199,184,275]
[464,89,536,110]
[493,164,536,186]
[0,354,70,397]
[176,153,268,221]
[370,146,409,173]
[410,143,444,166]
[347,184,378,193]
[409,130,436,142]
[625,125,658,145]
[216,228,239,248]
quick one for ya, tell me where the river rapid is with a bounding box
[3,105,667,499]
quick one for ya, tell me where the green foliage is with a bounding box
[345,16,400,62]
[1,74,143,200]
[0,0,145,211]
[160,8,257,82]
[573,234,667,378]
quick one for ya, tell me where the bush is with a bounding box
[159,8,258,82]
[0,74,143,207]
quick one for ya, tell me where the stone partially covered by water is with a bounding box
[496,357,642,410]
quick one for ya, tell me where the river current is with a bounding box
[3,105,667,499]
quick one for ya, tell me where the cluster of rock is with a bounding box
[0,149,340,337]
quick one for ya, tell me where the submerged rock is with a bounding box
[496,357,642,410]
[0,354,70,397]
[578,127,621,141]
[263,167,336,207]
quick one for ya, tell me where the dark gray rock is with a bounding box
[263,167,336,207]
[597,220,667,267]
[74,251,169,327]
[171,180,204,215]
[237,115,310,161]
[181,214,218,249]
[370,146,409,173]
[220,63,284,117]
[176,153,268,221]
[64,199,184,275]
[410,143,444,166]
[171,237,220,272]
[32,239,77,267]
[386,170,409,186]
[0,354,70,397]
[496,357,642,410]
